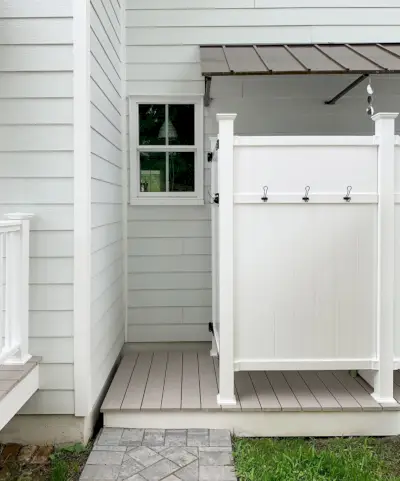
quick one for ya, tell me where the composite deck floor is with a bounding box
[102,351,400,413]
[0,356,40,401]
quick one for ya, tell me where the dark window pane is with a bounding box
[140,152,166,192]
[169,152,195,192]
[168,104,195,145]
[139,104,166,146]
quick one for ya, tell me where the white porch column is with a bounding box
[370,112,398,404]
[216,113,237,406]
[4,213,34,364]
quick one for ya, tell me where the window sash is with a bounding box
[129,95,204,204]
[138,150,198,198]
[137,145,196,152]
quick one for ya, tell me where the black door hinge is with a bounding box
[207,140,219,162]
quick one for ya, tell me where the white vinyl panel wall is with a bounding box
[90,0,124,407]
[126,0,400,342]
[394,145,400,361]
[0,0,74,414]
[232,144,378,363]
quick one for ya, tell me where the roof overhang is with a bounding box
[200,43,400,107]
[200,43,400,77]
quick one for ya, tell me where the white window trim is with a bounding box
[129,95,204,206]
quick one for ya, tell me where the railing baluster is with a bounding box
[5,231,17,355]
[18,216,30,363]
[0,234,4,354]
[14,229,22,357]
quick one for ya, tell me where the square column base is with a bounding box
[371,393,399,408]
[217,394,237,406]
[4,354,32,365]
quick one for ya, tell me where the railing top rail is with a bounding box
[0,220,22,225]
[233,136,376,147]
[0,221,22,233]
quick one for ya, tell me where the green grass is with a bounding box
[48,443,90,481]
[233,437,400,481]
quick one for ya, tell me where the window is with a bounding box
[129,96,204,205]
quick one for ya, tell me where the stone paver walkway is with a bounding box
[80,428,236,481]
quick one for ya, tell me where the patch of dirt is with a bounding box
[0,443,90,481]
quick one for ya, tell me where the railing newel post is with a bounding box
[2,213,34,365]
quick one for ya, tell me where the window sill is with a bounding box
[130,197,205,206]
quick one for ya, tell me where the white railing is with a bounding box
[0,213,34,365]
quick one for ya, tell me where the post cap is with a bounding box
[5,213,35,221]
[216,113,237,121]
[371,112,399,121]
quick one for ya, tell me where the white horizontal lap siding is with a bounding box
[126,0,400,7]
[125,0,399,342]
[0,0,74,415]
[90,0,124,407]
[127,207,212,342]
[127,8,399,27]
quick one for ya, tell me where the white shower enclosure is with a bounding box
[211,112,400,407]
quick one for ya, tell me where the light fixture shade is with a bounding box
[158,119,178,139]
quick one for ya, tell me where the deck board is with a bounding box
[317,371,362,411]
[121,352,153,410]
[198,350,220,410]
[394,384,400,403]
[141,352,168,410]
[354,375,374,393]
[235,371,261,411]
[249,371,281,411]
[394,371,400,387]
[101,351,400,413]
[300,371,342,411]
[102,354,138,410]
[392,371,400,403]
[161,351,183,410]
[333,371,382,411]
[267,371,301,411]
[283,371,321,411]
[181,351,200,410]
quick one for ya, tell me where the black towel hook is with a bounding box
[302,186,310,202]
[343,186,352,202]
[261,186,269,202]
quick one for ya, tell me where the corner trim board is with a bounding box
[121,0,129,343]
[73,0,92,416]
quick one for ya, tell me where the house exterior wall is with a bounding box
[90,0,125,408]
[0,0,125,423]
[0,0,75,414]
[125,0,400,342]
